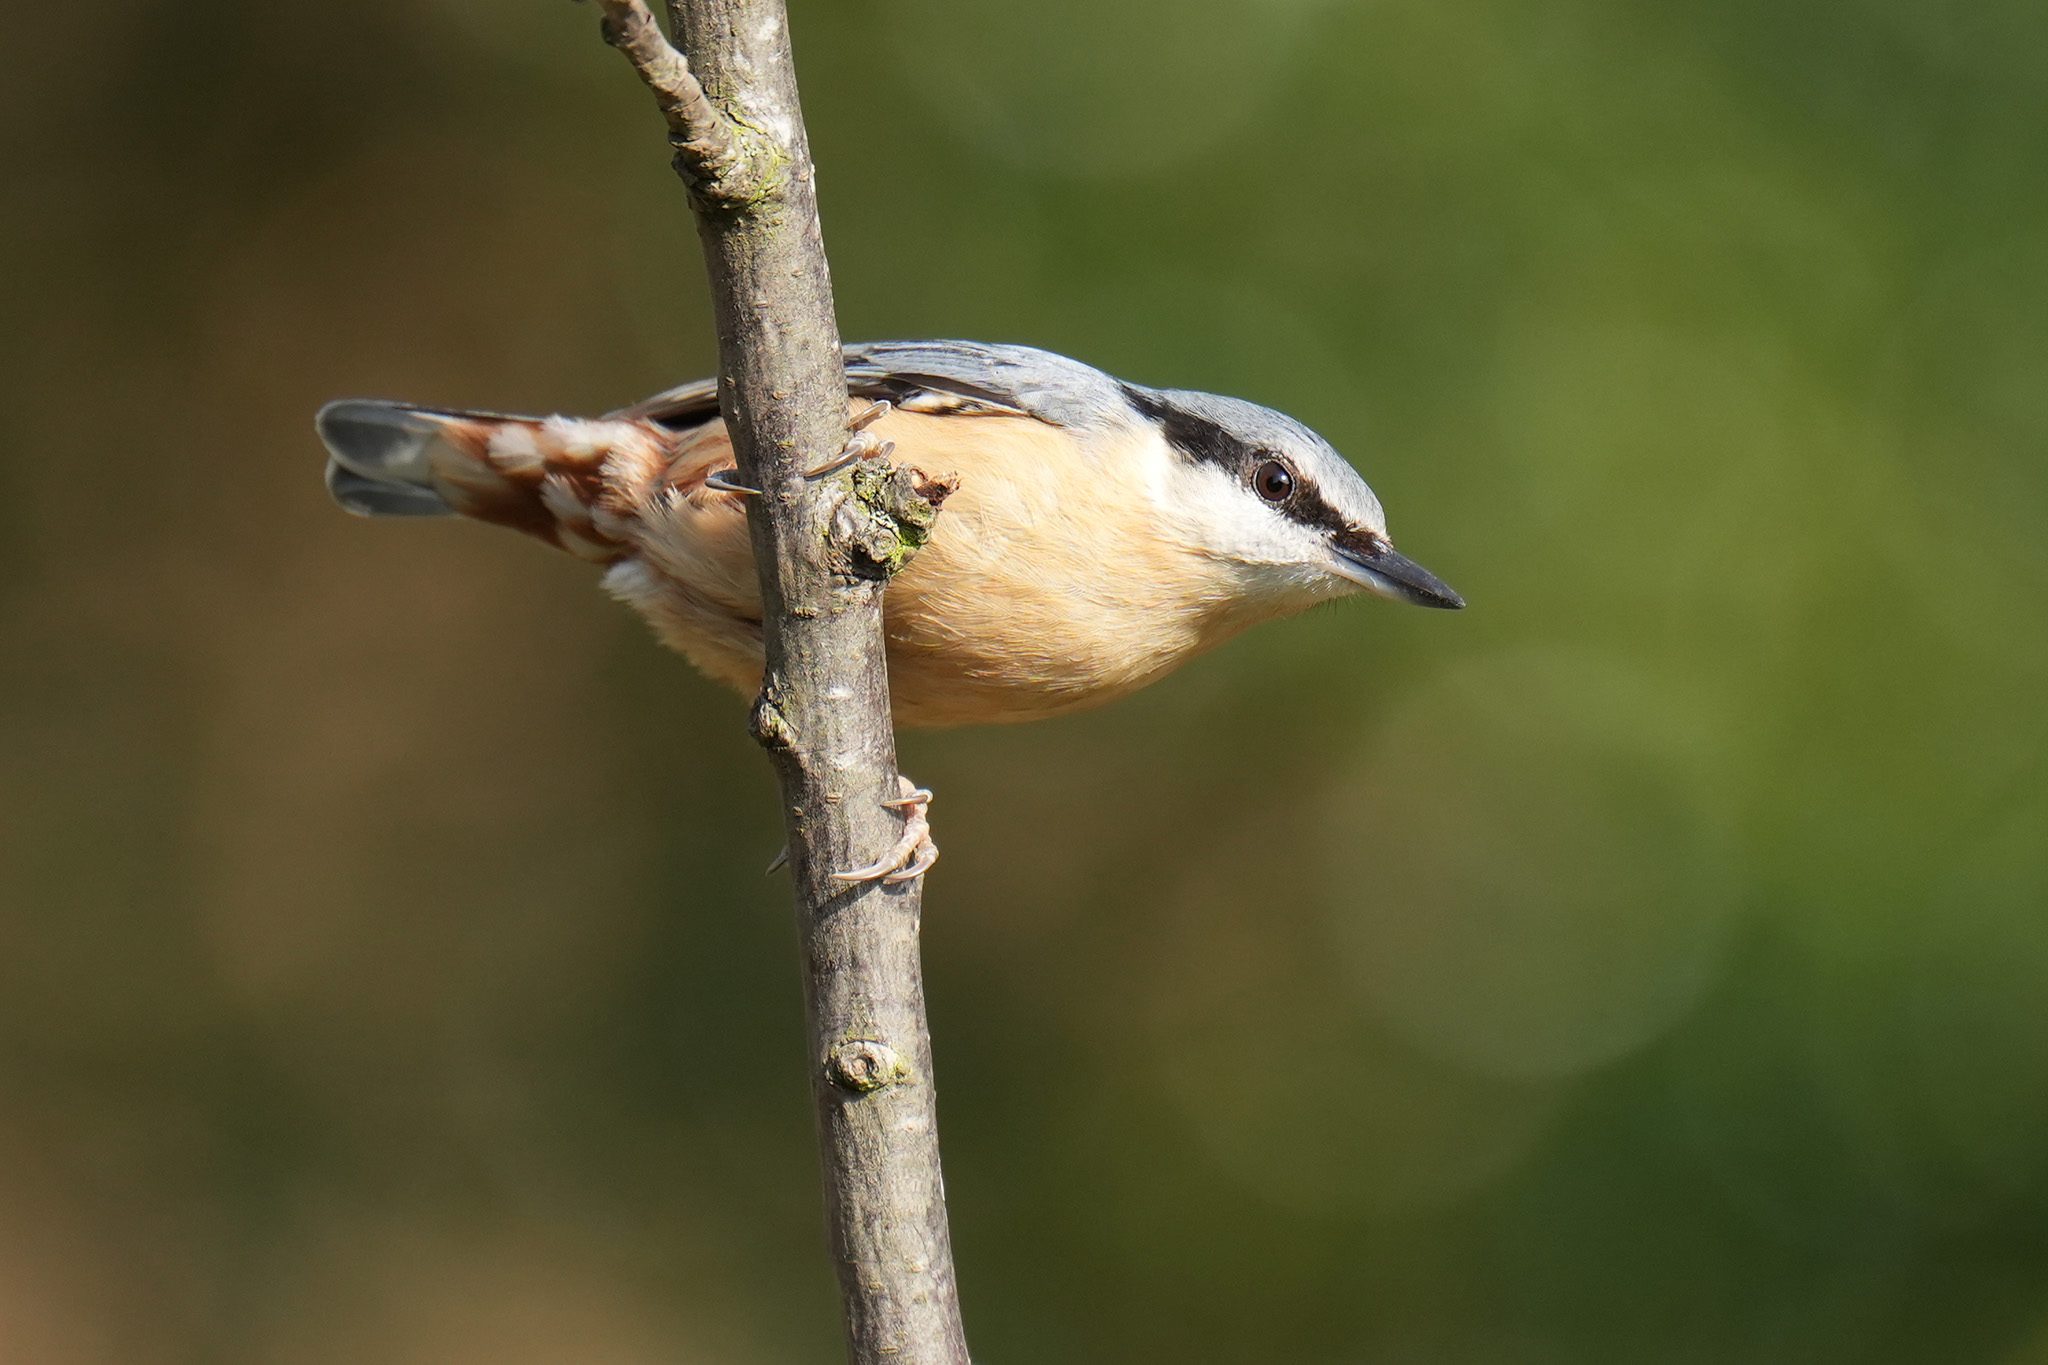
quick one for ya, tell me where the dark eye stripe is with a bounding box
[1120,385,1242,469]
[1287,485,1351,537]
[1122,384,1353,537]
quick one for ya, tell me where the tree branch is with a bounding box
[581,2,970,1361]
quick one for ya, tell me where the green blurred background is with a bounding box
[5,0,2047,1360]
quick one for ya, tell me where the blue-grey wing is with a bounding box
[842,340,1133,429]
[611,340,1133,432]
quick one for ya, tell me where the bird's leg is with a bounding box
[706,401,895,495]
[833,775,938,885]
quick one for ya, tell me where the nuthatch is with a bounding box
[319,340,1462,879]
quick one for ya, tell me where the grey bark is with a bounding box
[586,3,969,1360]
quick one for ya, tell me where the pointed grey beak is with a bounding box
[1329,531,1466,610]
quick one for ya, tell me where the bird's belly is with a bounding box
[614,567,1191,729]
[881,614,1180,727]
[877,562,1226,729]
[609,552,1191,728]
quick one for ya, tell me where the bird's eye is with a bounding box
[1252,459,1295,503]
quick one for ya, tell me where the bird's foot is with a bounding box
[705,402,895,495]
[803,400,894,479]
[833,775,938,885]
[762,775,938,885]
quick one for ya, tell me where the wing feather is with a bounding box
[609,340,1134,433]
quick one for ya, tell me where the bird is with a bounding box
[318,340,1463,879]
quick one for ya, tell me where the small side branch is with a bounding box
[584,0,775,204]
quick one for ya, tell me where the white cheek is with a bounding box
[1154,461,1254,552]
[1160,463,1290,559]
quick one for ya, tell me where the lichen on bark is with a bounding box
[837,461,959,580]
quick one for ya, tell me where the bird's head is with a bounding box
[1119,385,1465,614]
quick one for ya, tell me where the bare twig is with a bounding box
[584,0,771,203]
[581,2,970,1362]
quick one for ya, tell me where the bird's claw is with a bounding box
[803,401,895,479]
[710,404,896,493]
[833,775,938,886]
[703,468,762,496]
[848,398,894,433]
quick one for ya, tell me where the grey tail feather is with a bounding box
[324,460,452,517]
[318,398,546,519]
[317,399,454,518]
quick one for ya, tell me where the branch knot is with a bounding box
[835,461,958,580]
[827,1039,913,1095]
[749,690,798,751]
